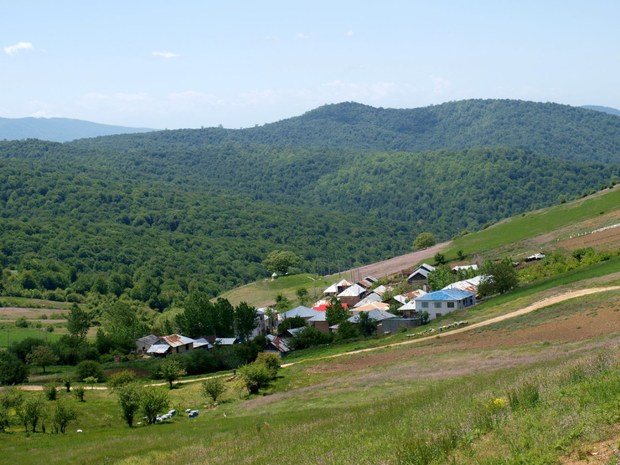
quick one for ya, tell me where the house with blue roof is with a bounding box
[414,288,476,320]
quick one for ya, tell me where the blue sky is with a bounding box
[1,1,619,129]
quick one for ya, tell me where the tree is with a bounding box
[51,399,77,433]
[427,266,454,291]
[99,300,147,354]
[434,252,447,265]
[263,250,301,274]
[479,258,518,297]
[413,232,436,250]
[76,360,104,382]
[66,304,91,341]
[277,315,306,334]
[202,377,226,404]
[158,358,186,389]
[234,302,257,342]
[116,383,142,427]
[357,311,377,337]
[418,310,430,325]
[325,296,349,326]
[0,351,29,385]
[17,395,44,433]
[141,388,169,424]
[26,345,59,374]
[296,287,310,305]
[176,291,216,339]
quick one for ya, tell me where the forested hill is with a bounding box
[1,99,619,310]
[0,116,154,142]
[72,99,620,164]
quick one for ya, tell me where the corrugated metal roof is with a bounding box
[415,289,475,301]
[352,301,390,313]
[160,334,195,347]
[280,306,321,319]
[354,293,382,307]
[348,309,396,323]
[147,344,171,354]
[338,283,366,297]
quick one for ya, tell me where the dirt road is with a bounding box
[332,241,451,280]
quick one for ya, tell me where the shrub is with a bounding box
[107,370,137,389]
[0,351,29,385]
[202,377,226,403]
[141,388,169,424]
[255,352,281,378]
[51,399,77,434]
[289,327,333,350]
[15,317,29,328]
[116,383,142,427]
[74,386,86,402]
[17,395,45,433]
[44,383,58,401]
[238,363,271,395]
[76,360,104,382]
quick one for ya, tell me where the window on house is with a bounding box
[421,302,429,308]
[447,302,455,308]
[435,313,442,318]
[434,302,441,309]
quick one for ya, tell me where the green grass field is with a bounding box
[443,184,620,260]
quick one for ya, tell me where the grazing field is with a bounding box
[2,283,619,465]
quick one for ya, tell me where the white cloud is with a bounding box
[295,32,309,40]
[346,30,354,37]
[4,41,34,56]
[152,50,179,59]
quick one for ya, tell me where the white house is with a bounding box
[414,289,476,320]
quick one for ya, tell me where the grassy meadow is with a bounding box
[2,283,619,465]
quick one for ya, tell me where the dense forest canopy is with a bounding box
[1,99,619,309]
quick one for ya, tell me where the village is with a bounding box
[134,259,501,359]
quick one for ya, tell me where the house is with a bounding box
[347,309,396,324]
[351,301,390,314]
[265,334,291,355]
[337,283,368,307]
[442,275,485,295]
[353,292,382,308]
[146,334,195,357]
[307,312,330,333]
[215,337,240,346]
[193,337,213,350]
[136,334,159,354]
[279,305,322,323]
[406,263,436,284]
[452,264,479,273]
[348,309,397,335]
[414,289,476,320]
[323,279,353,296]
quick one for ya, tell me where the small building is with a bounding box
[323,279,353,296]
[406,263,436,284]
[146,334,195,357]
[214,337,240,346]
[279,306,322,323]
[136,334,159,354]
[307,312,330,333]
[414,289,476,320]
[337,283,367,307]
[353,292,383,308]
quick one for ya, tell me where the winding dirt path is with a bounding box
[281,285,620,368]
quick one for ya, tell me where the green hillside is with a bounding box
[1,100,619,309]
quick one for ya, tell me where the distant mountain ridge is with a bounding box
[77,99,620,164]
[581,105,620,117]
[0,116,155,142]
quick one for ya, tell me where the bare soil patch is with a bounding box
[0,307,67,321]
[330,241,450,280]
[559,427,620,465]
